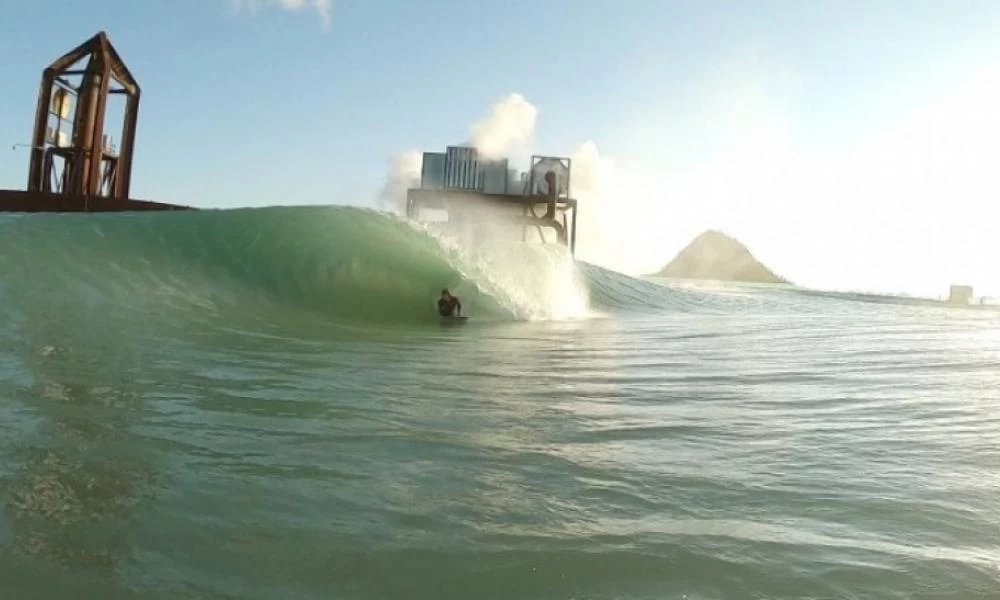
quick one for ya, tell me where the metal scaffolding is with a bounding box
[27,31,140,202]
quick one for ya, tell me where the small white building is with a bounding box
[948,285,973,305]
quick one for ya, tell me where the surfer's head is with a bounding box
[441,288,451,299]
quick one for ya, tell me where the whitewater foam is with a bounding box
[411,218,597,321]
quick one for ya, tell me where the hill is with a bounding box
[652,230,787,284]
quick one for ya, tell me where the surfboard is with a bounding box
[439,315,469,326]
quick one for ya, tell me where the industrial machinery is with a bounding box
[406,146,578,254]
[1,31,190,212]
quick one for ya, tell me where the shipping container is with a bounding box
[420,152,446,189]
[444,146,479,190]
[480,158,509,194]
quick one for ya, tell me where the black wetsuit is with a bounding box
[438,296,461,317]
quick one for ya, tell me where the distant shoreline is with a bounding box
[643,274,1000,310]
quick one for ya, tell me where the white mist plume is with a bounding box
[471,93,538,160]
[379,94,540,213]
[566,141,645,274]
[232,0,333,28]
[378,150,422,214]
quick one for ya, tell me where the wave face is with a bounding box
[0,207,555,323]
[0,206,725,330]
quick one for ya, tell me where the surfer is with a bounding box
[438,289,462,317]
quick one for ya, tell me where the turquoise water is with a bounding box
[1,207,999,599]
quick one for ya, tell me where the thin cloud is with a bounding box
[232,0,333,29]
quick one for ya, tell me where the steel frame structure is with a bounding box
[27,31,140,202]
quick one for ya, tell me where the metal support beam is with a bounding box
[27,70,54,193]
[571,202,578,255]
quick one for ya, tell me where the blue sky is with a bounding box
[3,1,1000,294]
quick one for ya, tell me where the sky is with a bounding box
[3,0,1000,298]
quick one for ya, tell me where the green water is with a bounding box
[1,207,999,599]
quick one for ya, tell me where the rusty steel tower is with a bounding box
[27,31,140,202]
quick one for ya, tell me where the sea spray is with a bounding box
[412,216,594,321]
